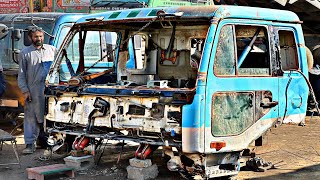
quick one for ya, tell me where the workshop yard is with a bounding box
[0,116,320,180]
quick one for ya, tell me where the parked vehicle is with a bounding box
[90,0,213,12]
[0,13,85,121]
[44,6,310,178]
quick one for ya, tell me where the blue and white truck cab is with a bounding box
[45,5,310,178]
[0,13,85,122]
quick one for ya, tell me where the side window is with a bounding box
[278,30,299,70]
[214,24,270,76]
[214,25,235,75]
[236,25,270,75]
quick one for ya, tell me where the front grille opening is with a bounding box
[127,105,145,115]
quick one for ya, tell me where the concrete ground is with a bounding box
[0,116,320,180]
[238,116,320,180]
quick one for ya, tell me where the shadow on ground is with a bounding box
[246,163,320,180]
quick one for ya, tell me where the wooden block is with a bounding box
[0,99,18,107]
[27,172,44,180]
[26,164,75,180]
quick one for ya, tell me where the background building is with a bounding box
[0,0,91,14]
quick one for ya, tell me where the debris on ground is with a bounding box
[244,157,274,172]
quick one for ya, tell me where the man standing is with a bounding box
[18,27,56,154]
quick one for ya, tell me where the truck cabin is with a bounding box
[46,4,308,138]
[45,6,308,179]
[0,13,84,121]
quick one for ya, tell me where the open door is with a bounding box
[276,28,308,124]
[205,21,280,153]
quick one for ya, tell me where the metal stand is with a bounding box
[0,129,21,167]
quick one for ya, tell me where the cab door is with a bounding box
[204,20,280,153]
[275,26,309,124]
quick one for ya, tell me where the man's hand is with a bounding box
[23,92,31,102]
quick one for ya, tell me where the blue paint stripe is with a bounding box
[182,92,204,128]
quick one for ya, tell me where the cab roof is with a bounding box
[77,5,300,24]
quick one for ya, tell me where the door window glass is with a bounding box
[214,24,270,76]
[236,25,270,75]
[214,25,235,75]
[212,92,255,136]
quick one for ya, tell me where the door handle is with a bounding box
[260,101,278,108]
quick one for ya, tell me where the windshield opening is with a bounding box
[49,20,209,89]
[54,30,118,85]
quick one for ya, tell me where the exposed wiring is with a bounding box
[281,71,293,124]
[280,69,319,125]
[294,70,320,115]
[31,17,54,38]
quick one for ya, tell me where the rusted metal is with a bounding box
[211,17,220,24]
[197,72,207,82]
[44,5,310,179]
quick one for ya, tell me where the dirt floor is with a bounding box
[238,115,320,180]
[1,116,320,180]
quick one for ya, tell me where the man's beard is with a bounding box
[32,40,43,46]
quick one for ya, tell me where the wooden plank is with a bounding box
[27,164,74,175]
